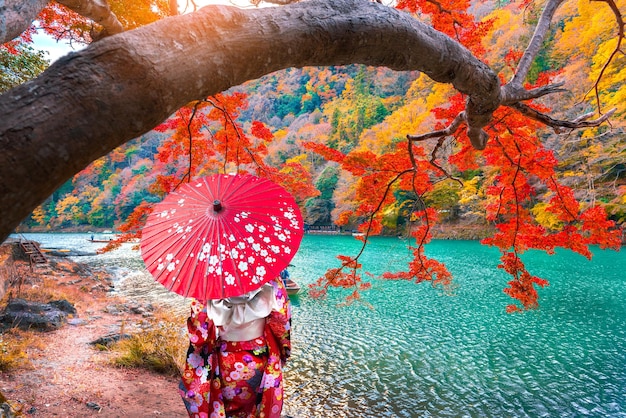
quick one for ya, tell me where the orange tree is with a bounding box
[0,0,623,311]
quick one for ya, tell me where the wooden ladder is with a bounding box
[20,240,47,264]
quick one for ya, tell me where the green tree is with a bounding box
[0,45,48,93]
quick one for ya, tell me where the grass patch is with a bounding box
[12,277,83,304]
[111,311,188,377]
[0,328,41,372]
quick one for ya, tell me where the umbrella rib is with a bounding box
[219,217,252,297]
[179,216,213,300]
[141,213,190,287]
[142,198,211,298]
[219,177,281,209]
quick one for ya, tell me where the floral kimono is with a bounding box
[179,278,291,418]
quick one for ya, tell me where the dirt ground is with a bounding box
[0,254,189,417]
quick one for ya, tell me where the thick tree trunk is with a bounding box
[0,0,501,241]
[0,0,48,43]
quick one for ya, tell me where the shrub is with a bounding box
[111,311,187,377]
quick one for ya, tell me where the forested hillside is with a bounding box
[10,0,625,238]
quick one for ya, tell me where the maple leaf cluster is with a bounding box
[116,91,319,239]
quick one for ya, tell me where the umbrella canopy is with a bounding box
[140,173,304,300]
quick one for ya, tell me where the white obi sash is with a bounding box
[206,283,278,342]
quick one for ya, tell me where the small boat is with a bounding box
[284,278,301,296]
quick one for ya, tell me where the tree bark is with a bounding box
[0,0,501,241]
[0,0,48,43]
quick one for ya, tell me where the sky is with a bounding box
[32,32,84,63]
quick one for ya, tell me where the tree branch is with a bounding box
[56,0,124,40]
[429,137,463,186]
[508,0,566,89]
[508,102,616,131]
[587,0,625,112]
[407,111,466,141]
[501,82,567,104]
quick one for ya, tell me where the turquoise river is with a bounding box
[17,233,626,417]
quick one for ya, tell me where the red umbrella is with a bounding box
[140,173,304,300]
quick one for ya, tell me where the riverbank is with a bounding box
[0,243,187,417]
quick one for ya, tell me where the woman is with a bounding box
[179,277,291,418]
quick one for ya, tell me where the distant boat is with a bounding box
[87,236,139,243]
[87,236,114,242]
[284,278,301,296]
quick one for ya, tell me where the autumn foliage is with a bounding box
[303,0,623,311]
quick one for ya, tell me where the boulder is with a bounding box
[90,333,132,348]
[0,298,75,331]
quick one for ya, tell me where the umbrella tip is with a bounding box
[213,200,223,212]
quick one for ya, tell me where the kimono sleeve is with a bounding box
[186,299,216,348]
[266,278,292,364]
[179,300,224,417]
